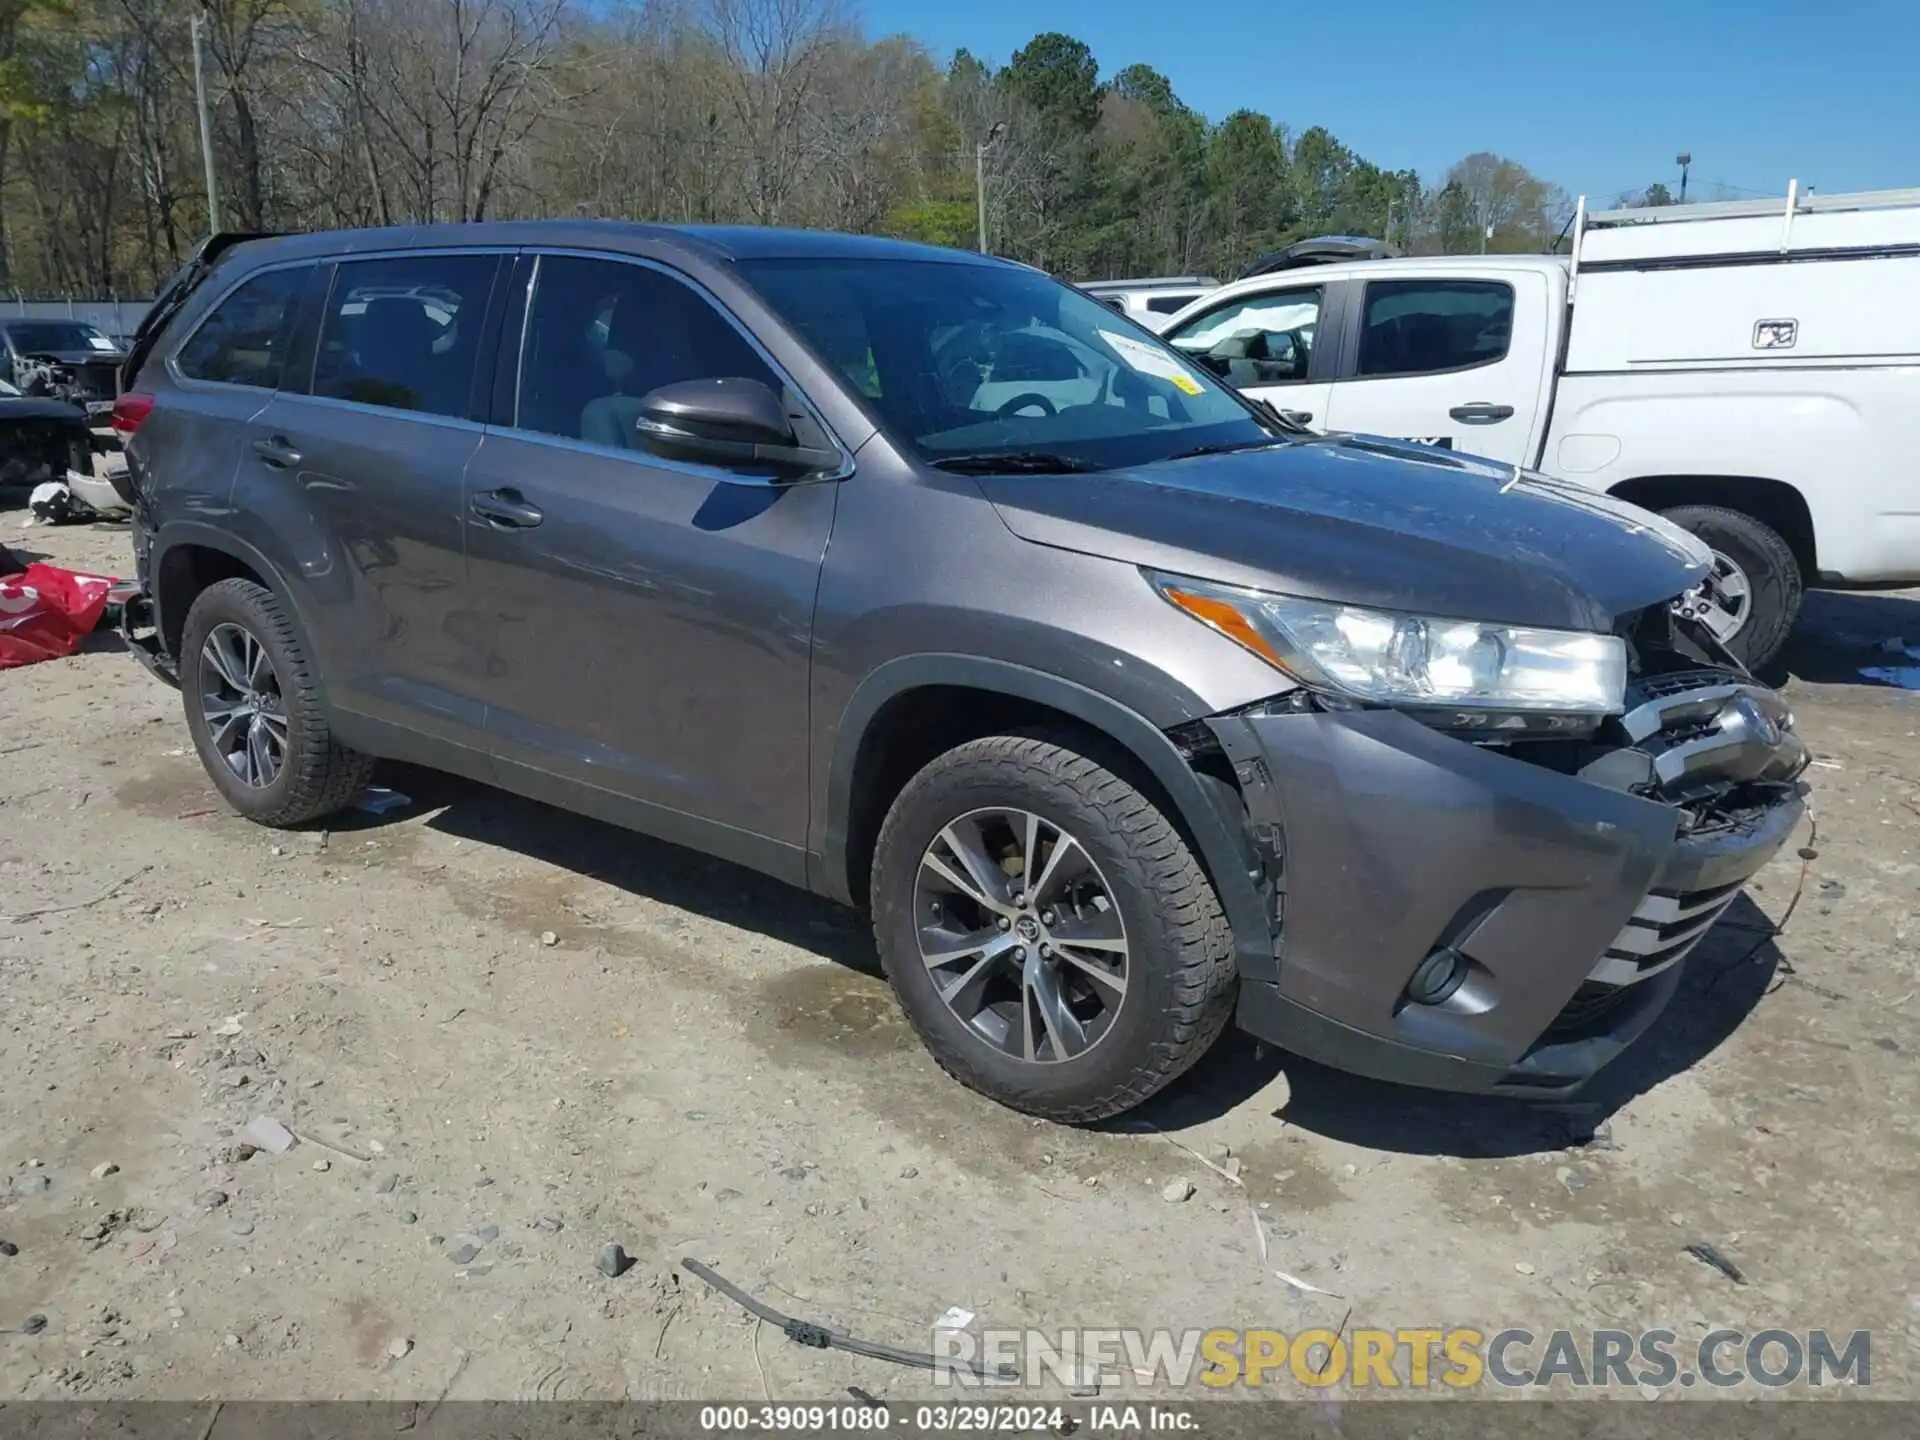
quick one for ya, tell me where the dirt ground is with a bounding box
[3,515,1918,1408]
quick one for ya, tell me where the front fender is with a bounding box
[813,654,1277,984]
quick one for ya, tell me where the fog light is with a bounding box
[1406,948,1467,1005]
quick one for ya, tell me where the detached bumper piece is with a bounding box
[111,581,178,687]
[1212,663,1806,1098]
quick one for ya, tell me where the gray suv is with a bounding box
[111,223,1808,1121]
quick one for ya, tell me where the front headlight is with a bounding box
[1149,572,1627,716]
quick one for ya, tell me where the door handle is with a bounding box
[470,488,544,529]
[1448,402,1515,424]
[250,435,302,468]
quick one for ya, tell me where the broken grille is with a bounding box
[1587,879,1745,988]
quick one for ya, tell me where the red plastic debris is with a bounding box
[0,562,117,669]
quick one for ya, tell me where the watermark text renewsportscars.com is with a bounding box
[929,1327,1871,1390]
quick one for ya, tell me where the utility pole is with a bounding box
[1384,197,1395,246]
[1676,151,1692,204]
[976,121,1007,254]
[191,9,222,235]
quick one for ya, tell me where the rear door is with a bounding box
[233,248,508,752]
[141,258,316,546]
[462,250,843,865]
[1322,271,1550,463]
[1162,280,1342,428]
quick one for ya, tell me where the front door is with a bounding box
[1323,273,1549,464]
[463,251,841,868]
[235,250,506,749]
[1163,282,1336,430]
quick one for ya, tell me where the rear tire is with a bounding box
[1662,504,1802,670]
[870,729,1237,1123]
[181,577,373,827]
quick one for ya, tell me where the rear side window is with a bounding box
[514,254,780,448]
[175,266,310,389]
[1146,294,1193,314]
[1356,279,1513,378]
[311,254,498,418]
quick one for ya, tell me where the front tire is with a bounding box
[180,577,374,827]
[870,729,1237,1123]
[1662,504,1802,670]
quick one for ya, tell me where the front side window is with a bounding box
[1356,279,1513,378]
[311,254,498,418]
[1165,287,1322,387]
[515,254,781,448]
[175,267,310,389]
[738,258,1266,470]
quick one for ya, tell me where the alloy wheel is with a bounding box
[913,808,1130,1064]
[198,622,288,790]
[1679,549,1752,644]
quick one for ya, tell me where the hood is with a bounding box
[978,434,1710,632]
[0,395,89,426]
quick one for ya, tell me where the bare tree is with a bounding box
[705,0,844,225]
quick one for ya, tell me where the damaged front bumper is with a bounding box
[1207,667,1807,1097]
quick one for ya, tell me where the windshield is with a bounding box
[6,321,118,354]
[735,257,1272,470]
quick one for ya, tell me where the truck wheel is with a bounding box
[180,577,374,827]
[1662,504,1802,670]
[870,729,1237,1123]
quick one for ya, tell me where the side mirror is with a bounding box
[635,377,839,476]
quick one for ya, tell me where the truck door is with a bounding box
[1322,271,1550,464]
[1162,281,1340,430]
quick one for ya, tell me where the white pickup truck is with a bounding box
[1161,185,1920,668]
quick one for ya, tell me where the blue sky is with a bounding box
[859,0,1916,202]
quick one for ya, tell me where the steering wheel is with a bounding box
[996,392,1056,418]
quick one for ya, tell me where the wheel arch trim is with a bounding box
[152,522,324,688]
[814,654,1276,983]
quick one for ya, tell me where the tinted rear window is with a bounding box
[175,266,311,389]
[311,254,499,418]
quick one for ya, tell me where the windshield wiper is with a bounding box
[1161,438,1290,462]
[926,451,1101,475]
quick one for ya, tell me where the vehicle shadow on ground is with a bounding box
[338,762,882,974]
[1121,895,1784,1158]
[336,765,1782,1158]
[1766,589,1920,691]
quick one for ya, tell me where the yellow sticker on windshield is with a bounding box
[1170,373,1203,395]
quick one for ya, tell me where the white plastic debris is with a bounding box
[243,1116,296,1155]
[932,1306,975,1331]
[214,1013,246,1036]
[1272,1269,1343,1298]
[27,480,94,525]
